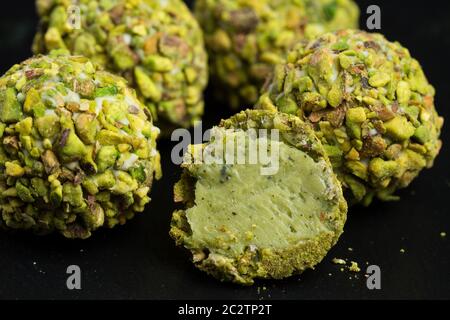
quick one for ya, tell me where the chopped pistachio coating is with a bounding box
[0,52,161,239]
[33,0,208,132]
[257,30,443,205]
[194,0,359,109]
[170,110,347,285]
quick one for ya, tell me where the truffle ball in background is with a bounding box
[0,52,161,239]
[33,0,208,133]
[170,110,347,285]
[194,0,359,109]
[257,29,443,205]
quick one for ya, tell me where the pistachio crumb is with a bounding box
[349,261,360,272]
[332,258,347,265]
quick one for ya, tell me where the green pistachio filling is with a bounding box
[0,52,161,239]
[185,130,338,255]
[257,30,443,205]
[195,0,359,108]
[33,0,208,131]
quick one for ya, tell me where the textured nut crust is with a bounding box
[170,110,347,285]
[257,30,443,205]
[195,0,359,109]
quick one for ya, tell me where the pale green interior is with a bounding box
[185,129,338,258]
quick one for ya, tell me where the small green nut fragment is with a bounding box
[369,158,399,181]
[48,174,63,206]
[48,5,68,32]
[73,33,98,57]
[413,125,430,144]
[15,117,33,136]
[44,27,67,50]
[0,88,23,123]
[369,72,391,87]
[97,130,128,145]
[94,170,116,190]
[211,29,231,51]
[323,144,343,160]
[134,67,162,101]
[16,181,35,203]
[96,146,119,173]
[343,174,366,202]
[31,177,48,197]
[347,107,367,123]
[277,96,298,114]
[339,53,352,69]
[144,55,173,72]
[345,160,368,181]
[23,88,41,114]
[0,123,6,138]
[396,81,411,104]
[345,108,366,139]
[5,161,25,177]
[111,45,136,71]
[327,84,343,107]
[111,171,138,194]
[82,201,105,230]
[36,115,61,139]
[74,113,98,144]
[41,150,60,174]
[58,128,87,162]
[129,165,146,183]
[384,116,415,141]
[62,182,85,207]
[94,85,118,98]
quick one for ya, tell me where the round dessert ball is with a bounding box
[33,0,208,132]
[170,110,347,285]
[194,0,359,109]
[257,30,443,205]
[0,52,161,239]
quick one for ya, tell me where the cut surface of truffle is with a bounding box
[171,110,347,284]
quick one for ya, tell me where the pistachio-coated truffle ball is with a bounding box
[195,0,359,109]
[257,30,443,205]
[0,52,161,238]
[33,0,208,133]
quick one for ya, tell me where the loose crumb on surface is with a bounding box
[332,258,346,265]
[400,248,406,253]
[440,232,446,238]
[347,247,353,252]
[349,261,361,272]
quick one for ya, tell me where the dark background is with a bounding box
[0,0,449,300]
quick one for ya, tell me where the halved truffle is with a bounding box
[170,110,347,284]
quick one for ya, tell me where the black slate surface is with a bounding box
[0,0,449,300]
